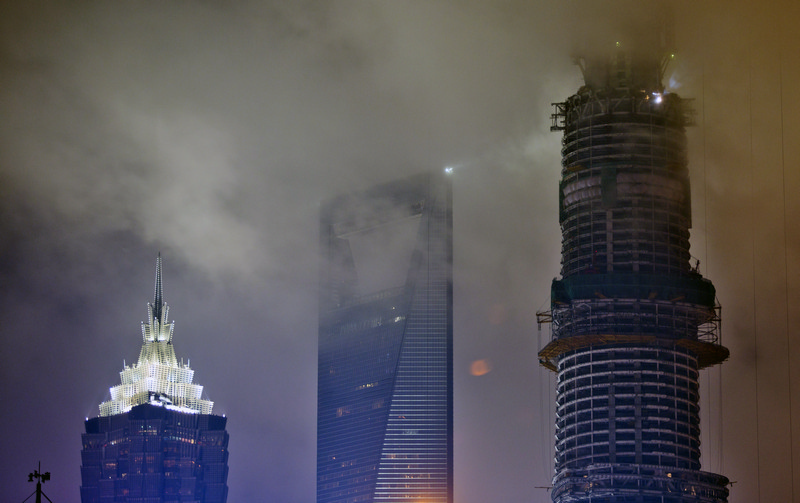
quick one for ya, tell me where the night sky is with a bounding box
[2,1,799,502]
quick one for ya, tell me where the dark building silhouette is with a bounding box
[538,21,731,503]
[80,257,229,503]
[317,173,453,503]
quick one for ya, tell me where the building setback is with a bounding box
[317,173,453,503]
[80,257,229,503]
[538,20,731,503]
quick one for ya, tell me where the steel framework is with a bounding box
[539,33,730,503]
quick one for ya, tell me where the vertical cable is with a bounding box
[747,7,762,499]
[777,8,795,501]
[548,330,552,478]
[718,351,723,471]
[700,16,725,475]
[539,327,547,483]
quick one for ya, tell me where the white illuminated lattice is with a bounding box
[99,257,213,416]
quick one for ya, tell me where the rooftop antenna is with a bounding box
[22,461,53,503]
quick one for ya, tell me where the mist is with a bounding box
[1,1,798,502]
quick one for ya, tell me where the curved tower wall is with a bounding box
[540,44,730,503]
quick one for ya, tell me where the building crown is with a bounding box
[98,256,213,416]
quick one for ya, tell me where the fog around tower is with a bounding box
[1,1,799,502]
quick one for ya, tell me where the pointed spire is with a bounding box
[98,253,214,416]
[153,253,164,321]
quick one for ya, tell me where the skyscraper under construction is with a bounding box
[538,22,731,503]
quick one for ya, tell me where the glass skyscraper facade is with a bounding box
[318,173,453,503]
[80,257,229,503]
[81,404,229,503]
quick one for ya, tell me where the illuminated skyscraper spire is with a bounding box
[152,252,164,322]
[82,256,229,502]
[98,256,213,416]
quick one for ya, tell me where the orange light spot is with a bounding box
[470,359,492,376]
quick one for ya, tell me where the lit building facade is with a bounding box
[80,257,228,503]
[317,173,453,503]
[538,28,731,503]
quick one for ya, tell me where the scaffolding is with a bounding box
[540,38,729,502]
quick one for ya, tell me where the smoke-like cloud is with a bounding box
[1,1,798,502]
